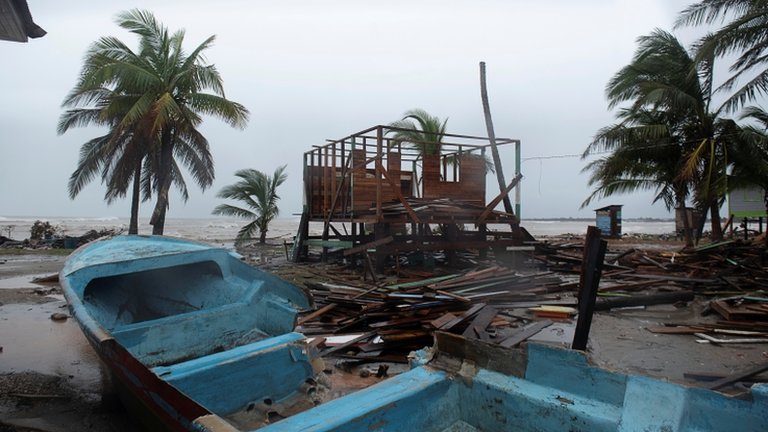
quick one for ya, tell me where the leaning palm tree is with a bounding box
[583,109,696,246]
[65,9,249,235]
[212,166,288,244]
[676,1,768,112]
[586,29,738,241]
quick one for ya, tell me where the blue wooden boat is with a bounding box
[61,235,317,430]
[62,236,768,431]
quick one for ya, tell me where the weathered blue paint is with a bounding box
[258,366,453,432]
[62,236,768,432]
[259,343,768,432]
[153,333,313,415]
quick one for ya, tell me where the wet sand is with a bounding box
[1,242,766,430]
[0,254,140,431]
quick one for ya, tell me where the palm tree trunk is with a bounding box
[479,62,516,221]
[129,164,141,235]
[150,130,174,235]
[259,229,266,244]
[709,200,723,241]
[763,187,768,248]
[678,204,694,249]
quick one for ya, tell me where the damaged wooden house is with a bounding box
[291,125,528,270]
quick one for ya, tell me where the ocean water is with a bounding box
[0,216,676,243]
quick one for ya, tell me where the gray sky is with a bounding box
[1,0,698,221]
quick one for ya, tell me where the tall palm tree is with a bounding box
[585,29,738,241]
[59,87,149,234]
[676,1,768,112]
[212,166,288,244]
[62,9,249,235]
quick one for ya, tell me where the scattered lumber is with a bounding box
[292,230,768,374]
[706,362,768,390]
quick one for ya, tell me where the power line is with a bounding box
[522,135,740,162]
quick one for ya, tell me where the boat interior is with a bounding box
[74,248,320,425]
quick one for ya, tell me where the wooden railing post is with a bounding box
[376,126,383,221]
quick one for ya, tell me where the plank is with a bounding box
[499,320,553,348]
[572,226,607,351]
[694,333,768,344]
[343,235,393,256]
[706,361,768,390]
[439,303,486,331]
[297,303,337,325]
[320,331,376,357]
[594,291,694,311]
[430,313,458,329]
[461,306,498,339]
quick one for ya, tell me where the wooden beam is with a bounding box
[343,235,394,256]
[571,226,608,351]
[376,126,383,220]
[298,303,337,326]
[376,159,421,223]
[499,319,553,348]
[461,306,498,340]
[477,173,523,223]
[320,331,377,357]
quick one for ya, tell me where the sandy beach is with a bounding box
[1,235,767,431]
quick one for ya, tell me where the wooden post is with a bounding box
[376,126,383,221]
[571,226,607,351]
[480,61,516,223]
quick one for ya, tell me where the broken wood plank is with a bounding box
[298,303,338,325]
[706,361,768,390]
[572,226,607,351]
[499,319,553,348]
[594,291,694,311]
[430,313,458,329]
[476,173,523,223]
[320,331,377,357]
[439,303,486,331]
[461,306,498,339]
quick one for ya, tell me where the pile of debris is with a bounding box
[0,228,121,250]
[294,235,768,368]
[537,236,768,344]
[296,265,571,362]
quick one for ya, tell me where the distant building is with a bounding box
[594,205,622,238]
[0,0,46,43]
[728,186,767,219]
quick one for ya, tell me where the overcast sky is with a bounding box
[1,0,701,221]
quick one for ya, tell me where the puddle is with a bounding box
[0,300,105,396]
[0,274,54,290]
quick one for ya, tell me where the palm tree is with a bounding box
[212,166,288,244]
[62,9,249,235]
[676,1,768,112]
[583,109,696,246]
[585,29,737,241]
[389,109,448,156]
[59,87,149,234]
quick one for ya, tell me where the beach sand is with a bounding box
[1,238,766,430]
